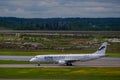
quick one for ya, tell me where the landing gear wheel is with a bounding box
[66,62,73,66]
[38,64,40,66]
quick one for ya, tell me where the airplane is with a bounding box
[29,42,107,66]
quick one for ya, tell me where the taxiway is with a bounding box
[0,56,119,67]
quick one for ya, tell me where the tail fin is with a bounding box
[94,42,107,55]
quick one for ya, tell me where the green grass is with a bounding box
[108,53,120,58]
[0,60,52,64]
[0,67,119,80]
[0,51,119,58]
[0,50,92,55]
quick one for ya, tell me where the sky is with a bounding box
[0,0,120,18]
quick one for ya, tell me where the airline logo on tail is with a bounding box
[98,46,105,51]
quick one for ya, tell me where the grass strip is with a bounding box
[0,60,51,64]
[0,51,119,58]
[0,67,119,80]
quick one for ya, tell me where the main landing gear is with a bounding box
[37,64,40,66]
[66,62,73,66]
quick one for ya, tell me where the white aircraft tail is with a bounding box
[94,42,107,55]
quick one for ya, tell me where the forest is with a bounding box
[0,17,120,31]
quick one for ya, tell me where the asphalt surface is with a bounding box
[0,56,120,67]
[0,56,33,61]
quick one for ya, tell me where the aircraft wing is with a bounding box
[58,59,79,64]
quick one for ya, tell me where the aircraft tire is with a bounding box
[38,64,40,66]
[66,62,72,66]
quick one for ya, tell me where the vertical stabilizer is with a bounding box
[94,42,107,55]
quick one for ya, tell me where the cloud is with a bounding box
[0,0,120,18]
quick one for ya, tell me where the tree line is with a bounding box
[0,17,120,31]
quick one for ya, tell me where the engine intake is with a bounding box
[58,60,66,65]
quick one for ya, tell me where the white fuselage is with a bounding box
[30,54,105,63]
[29,42,107,66]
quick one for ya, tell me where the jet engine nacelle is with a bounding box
[58,60,66,65]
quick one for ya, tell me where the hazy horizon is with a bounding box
[0,0,120,18]
[0,16,120,19]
